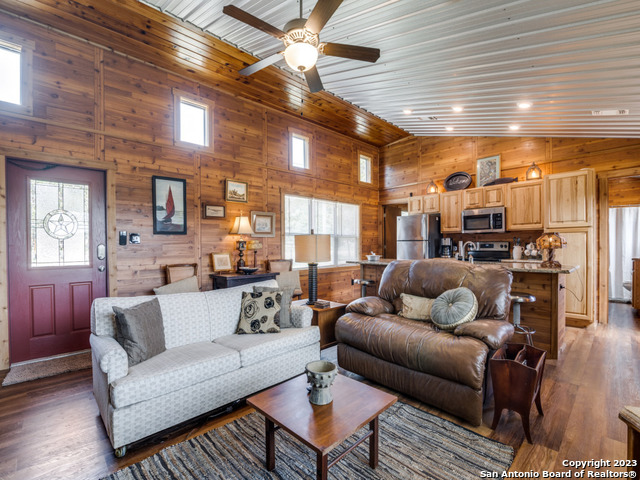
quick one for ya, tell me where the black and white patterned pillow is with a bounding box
[236,291,282,334]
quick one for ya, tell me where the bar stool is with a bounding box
[510,293,537,346]
[351,278,375,298]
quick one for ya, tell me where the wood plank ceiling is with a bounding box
[137,0,640,138]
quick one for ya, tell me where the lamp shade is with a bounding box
[229,215,254,235]
[536,232,566,250]
[295,234,331,263]
[283,42,318,72]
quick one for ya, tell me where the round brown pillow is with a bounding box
[430,287,478,331]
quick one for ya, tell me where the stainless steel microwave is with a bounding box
[461,206,505,233]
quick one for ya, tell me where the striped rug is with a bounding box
[104,402,513,480]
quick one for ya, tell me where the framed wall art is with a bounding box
[203,204,225,219]
[152,176,187,235]
[476,155,501,187]
[250,211,276,238]
[225,179,248,203]
[211,253,233,272]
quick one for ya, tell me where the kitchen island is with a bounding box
[347,259,578,359]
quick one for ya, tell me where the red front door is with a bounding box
[7,160,108,363]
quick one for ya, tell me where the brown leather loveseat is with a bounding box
[335,259,514,426]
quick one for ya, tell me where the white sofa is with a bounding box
[90,280,319,456]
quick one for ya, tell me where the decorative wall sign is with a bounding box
[225,180,248,203]
[250,211,275,237]
[443,171,472,191]
[203,204,225,218]
[476,155,501,187]
[153,176,187,235]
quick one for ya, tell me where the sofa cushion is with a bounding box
[215,326,320,367]
[254,285,295,328]
[236,291,281,334]
[431,287,478,331]
[112,298,166,367]
[398,293,435,321]
[335,312,488,390]
[110,341,240,409]
[153,276,199,295]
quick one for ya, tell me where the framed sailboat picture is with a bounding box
[152,176,187,235]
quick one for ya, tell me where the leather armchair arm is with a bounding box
[346,297,394,317]
[453,319,514,350]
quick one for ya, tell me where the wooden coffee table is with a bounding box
[247,373,397,480]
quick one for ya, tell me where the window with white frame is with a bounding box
[290,132,310,170]
[0,36,34,114]
[173,90,213,148]
[284,194,360,268]
[359,153,372,183]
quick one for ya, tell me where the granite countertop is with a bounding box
[347,259,578,274]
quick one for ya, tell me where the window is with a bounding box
[173,90,213,148]
[0,35,34,114]
[284,194,360,267]
[289,128,312,171]
[359,153,372,183]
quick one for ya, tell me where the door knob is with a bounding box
[98,265,105,272]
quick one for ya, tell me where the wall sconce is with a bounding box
[426,180,438,194]
[526,162,542,180]
[294,230,331,305]
[229,213,254,272]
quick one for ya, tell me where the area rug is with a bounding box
[2,351,91,386]
[102,402,514,480]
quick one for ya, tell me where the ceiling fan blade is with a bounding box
[304,67,324,93]
[321,43,380,63]
[222,5,285,39]
[305,0,343,34]
[239,53,283,76]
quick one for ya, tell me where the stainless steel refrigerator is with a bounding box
[396,213,442,260]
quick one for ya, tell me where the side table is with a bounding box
[293,299,346,349]
[210,272,277,289]
[490,343,547,443]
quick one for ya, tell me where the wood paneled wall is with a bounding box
[380,136,640,202]
[0,12,377,304]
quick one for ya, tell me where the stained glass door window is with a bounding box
[29,179,90,267]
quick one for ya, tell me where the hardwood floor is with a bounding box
[0,303,638,479]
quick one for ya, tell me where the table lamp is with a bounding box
[536,232,566,268]
[229,213,254,272]
[246,240,263,268]
[294,231,331,305]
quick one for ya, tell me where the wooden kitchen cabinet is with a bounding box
[407,196,423,215]
[423,193,440,213]
[545,169,595,228]
[484,184,506,207]
[506,180,543,230]
[551,229,595,326]
[463,188,484,210]
[441,191,462,232]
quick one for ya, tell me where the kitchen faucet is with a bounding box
[462,241,479,262]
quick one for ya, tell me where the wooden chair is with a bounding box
[267,259,303,299]
[165,263,198,284]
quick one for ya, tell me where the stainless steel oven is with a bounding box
[461,206,505,233]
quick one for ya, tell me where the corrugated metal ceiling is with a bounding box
[137,0,640,138]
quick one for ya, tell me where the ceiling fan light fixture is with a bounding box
[284,42,318,71]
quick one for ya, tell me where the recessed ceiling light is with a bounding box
[452,106,463,113]
[517,102,532,109]
[403,109,413,115]
[445,126,454,131]
[509,125,520,131]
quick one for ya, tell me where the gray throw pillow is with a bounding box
[430,287,478,331]
[236,291,281,334]
[112,298,166,367]
[153,275,199,295]
[254,285,294,328]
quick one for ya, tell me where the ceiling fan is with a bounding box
[223,0,380,93]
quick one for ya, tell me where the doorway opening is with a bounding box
[382,204,407,259]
